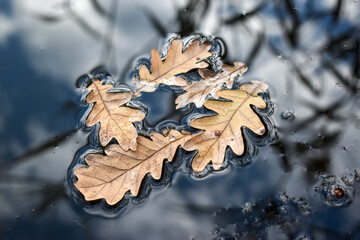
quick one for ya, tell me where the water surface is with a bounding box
[0,0,359,239]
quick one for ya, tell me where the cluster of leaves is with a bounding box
[73,38,269,205]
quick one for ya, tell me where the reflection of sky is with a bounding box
[0,0,359,239]
[0,14,14,44]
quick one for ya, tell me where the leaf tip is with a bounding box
[259,126,266,135]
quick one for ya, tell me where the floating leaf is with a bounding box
[183,87,267,172]
[134,39,213,96]
[239,80,268,96]
[86,80,145,151]
[74,129,192,205]
[132,76,157,95]
[175,62,248,109]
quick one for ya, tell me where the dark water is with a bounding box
[0,0,359,239]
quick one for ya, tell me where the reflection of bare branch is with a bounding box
[354,37,360,79]
[292,97,346,132]
[99,0,120,73]
[90,0,113,18]
[143,9,167,37]
[331,0,343,23]
[296,131,340,152]
[0,128,78,171]
[0,173,53,184]
[66,1,109,45]
[270,138,292,172]
[176,0,210,35]
[275,0,300,48]
[245,31,265,68]
[223,2,267,25]
[22,182,67,214]
[0,173,67,216]
[291,61,320,95]
[323,60,358,93]
[31,14,64,23]
[320,28,355,53]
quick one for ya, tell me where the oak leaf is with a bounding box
[239,80,268,96]
[134,39,213,96]
[175,62,248,109]
[86,80,145,151]
[183,87,267,172]
[74,129,192,205]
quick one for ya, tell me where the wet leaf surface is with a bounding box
[175,62,248,109]
[134,39,213,96]
[86,80,145,151]
[74,130,191,205]
[239,80,269,96]
[184,87,267,172]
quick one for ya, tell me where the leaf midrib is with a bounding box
[92,81,131,143]
[135,43,211,94]
[184,65,245,100]
[79,135,187,190]
[194,82,265,166]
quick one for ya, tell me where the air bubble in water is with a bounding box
[242,202,254,213]
[281,109,295,120]
[316,175,353,207]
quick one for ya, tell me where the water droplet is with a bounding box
[279,193,289,204]
[212,225,220,235]
[281,109,295,120]
[342,176,354,186]
[242,202,253,213]
[130,171,135,179]
[279,206,287,214]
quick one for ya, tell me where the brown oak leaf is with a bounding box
[74,129,192,205]
[183,86,267,172]
[134,39,213,96]
[175,62,248,109]
[86,79,145,151]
